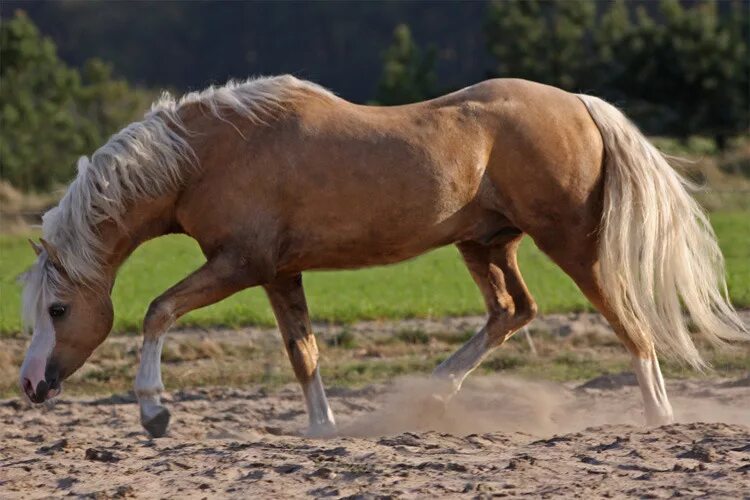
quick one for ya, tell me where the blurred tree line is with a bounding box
[1,1,748,192]
[1,12,152,191]
[383,0,748,148]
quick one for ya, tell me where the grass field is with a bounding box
[1,212,748,337]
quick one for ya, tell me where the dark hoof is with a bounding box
[142,407,170,438]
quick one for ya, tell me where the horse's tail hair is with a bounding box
[577,94,747,369]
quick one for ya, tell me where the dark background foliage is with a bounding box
[1,0,492,101]
[1,0,748,191]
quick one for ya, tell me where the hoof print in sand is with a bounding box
[85,447,121,463]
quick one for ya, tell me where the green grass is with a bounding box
[1,212,748,336]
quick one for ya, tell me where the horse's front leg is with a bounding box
[264,274,336,436]
[135,254,261,437]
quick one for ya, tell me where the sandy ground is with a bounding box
[2,373,749,499]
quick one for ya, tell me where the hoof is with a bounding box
[646,412,675,427]
[422,392,450,419]
[305,422,337,438]
[428,376,459,404]
[142,407,171,438]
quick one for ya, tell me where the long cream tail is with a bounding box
[577,94,747,369]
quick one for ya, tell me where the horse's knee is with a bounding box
[143,299,174,337]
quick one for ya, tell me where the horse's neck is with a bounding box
[96,194,179,283]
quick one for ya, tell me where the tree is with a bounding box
[592,0,630,95]
[611,0,749,143]
[0,11,151,191]
[375,24,437,105]
[485,0,595,92]
[0,11,83,190]
[76,59,152,155]
[484,0,749,145]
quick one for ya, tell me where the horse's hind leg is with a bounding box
[433,236,537,395]
[535,232,674,426]
[264,274,336,436]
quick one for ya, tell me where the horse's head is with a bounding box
[19,239,113,403]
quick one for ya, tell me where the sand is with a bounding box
[2,374,749,499]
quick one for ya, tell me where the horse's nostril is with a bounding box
[44,363,60,389]
[34,380,50,402]
[22,377,34,398]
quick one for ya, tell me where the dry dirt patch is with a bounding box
[1,376,749,499]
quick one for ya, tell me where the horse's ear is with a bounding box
[39,238,61,267]
[28,239,42,256]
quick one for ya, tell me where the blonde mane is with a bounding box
[22,75,332,328]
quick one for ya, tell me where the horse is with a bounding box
[19,75,747,438]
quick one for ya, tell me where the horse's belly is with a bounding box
[280,239,443,272]
[275,201,500,272]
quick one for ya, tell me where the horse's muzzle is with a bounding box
[21,363,62,403]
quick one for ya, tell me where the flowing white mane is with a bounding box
[22,75,332,328]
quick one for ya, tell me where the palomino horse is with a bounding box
[20,76,747,437]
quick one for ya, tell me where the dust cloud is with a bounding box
[339,375,750,437]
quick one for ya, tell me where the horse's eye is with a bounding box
[48,304,67,319]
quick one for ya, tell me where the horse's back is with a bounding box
[177,78,604,271]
